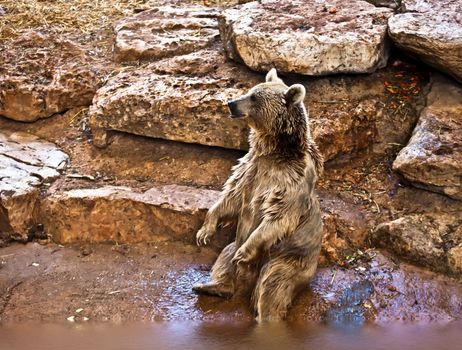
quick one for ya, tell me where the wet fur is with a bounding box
[193,69,323,322]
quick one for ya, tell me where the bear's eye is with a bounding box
[250,94,257,102]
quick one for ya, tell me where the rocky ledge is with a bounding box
[219,0,393,75]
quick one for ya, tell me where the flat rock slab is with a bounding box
[388,0,462,82]
[0,131,68,240]
[219,0,393,75]
[393,75,462,200]
[0,31,101,122]
[114,6,220,62]
[89,50,254,150]
[41,185,228,248]
[372,212,462,275]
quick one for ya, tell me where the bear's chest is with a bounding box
[235,160,277,246]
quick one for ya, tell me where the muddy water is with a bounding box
[1,321,462,350]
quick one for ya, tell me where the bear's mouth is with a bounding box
[229,113,246,119]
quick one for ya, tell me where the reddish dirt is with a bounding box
[1,241,461,324]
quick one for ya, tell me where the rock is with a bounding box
[89,48,256,150]
[41,185,234,249]
[114,6,220,62]
[393,75,462,200]
[0,31,101,122]
[219,0,393,75]
[372,212,462,275]
[388,0,462,82]
[0,131,68,241]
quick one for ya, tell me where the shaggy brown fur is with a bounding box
[193,69,323,322]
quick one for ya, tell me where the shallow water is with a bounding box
[2,321,462,350]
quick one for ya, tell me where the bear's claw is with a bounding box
[196,227,214,246]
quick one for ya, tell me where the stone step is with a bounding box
[40,184,369,264]
[41,185,230,249]
[89,53,253,151]
[113,6,221,63]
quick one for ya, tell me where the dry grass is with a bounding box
[0,0,162,42]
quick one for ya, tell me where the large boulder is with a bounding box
[114,6,220,62]
[219,0,393,75]
[393,75,462,200]
[388,0,462,82]
[0,31,101,122]
[372,212,462,275]
[0,131,68,242]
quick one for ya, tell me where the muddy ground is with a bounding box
[1,240,461,324]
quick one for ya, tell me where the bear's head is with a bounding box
[227,68,307,136]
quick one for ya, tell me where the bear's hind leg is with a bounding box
[253,257,317,322]
[193,242,236,298]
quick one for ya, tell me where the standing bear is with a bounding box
[193,68,324,322]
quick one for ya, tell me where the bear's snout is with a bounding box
[227,100,244,118]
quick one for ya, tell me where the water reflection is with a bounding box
[1,320,461,350]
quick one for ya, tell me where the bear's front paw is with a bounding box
[196,226,215,246]
[232,246,254,265]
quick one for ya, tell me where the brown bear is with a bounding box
[193,68,324,322]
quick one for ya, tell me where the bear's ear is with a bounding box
[265,68,283,83]
[285,84,306,106]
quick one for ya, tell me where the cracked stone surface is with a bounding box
[219,0,393,75]
[0,31,101,122]
[89,47,258,150]
[388,0,462,82]
[372,212,462,276]
[393,75,462,200]
[114,6,220,62]
[0,131,68,240]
